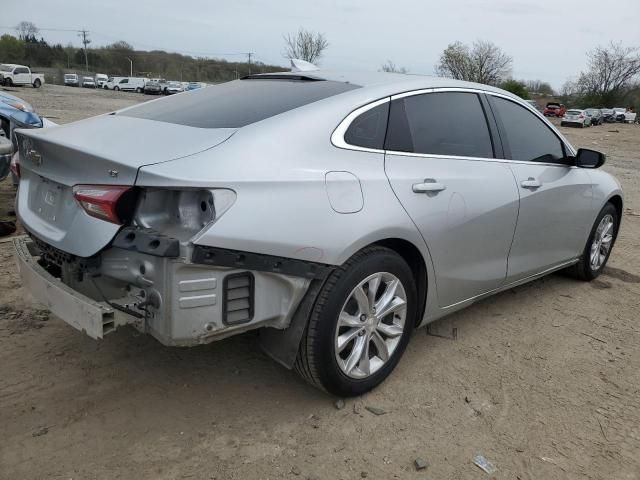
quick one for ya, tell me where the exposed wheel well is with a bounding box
[373,238,428,327]
[608,195,623,235]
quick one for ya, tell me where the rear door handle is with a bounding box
[521,177,541,189]
[412,179,447,193]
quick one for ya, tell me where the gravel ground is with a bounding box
[1,84,639,480]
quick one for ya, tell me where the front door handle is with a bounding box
[412,179,447,193]
[521,177,541,189]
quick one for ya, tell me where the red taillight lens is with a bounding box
[73,185,132,224]
[10,152,20,179]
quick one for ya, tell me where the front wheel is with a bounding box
[568,203,618,281]
[295,246,417,396]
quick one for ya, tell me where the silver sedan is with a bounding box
[13,67,622,396]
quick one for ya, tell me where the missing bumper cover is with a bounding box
[192,246,332,280]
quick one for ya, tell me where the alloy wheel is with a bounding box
[590,214,614,271]
[334,272,407,379]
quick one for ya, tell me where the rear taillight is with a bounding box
[579,114,584,119]
[10,152,20,179]
[73,185,134,224]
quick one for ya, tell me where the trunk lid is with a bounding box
[16,115,236,257]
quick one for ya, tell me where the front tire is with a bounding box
[295,246,417,396]
[568,203,618,281]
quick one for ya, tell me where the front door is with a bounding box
[487,95,594,281]
[384,91,519,307]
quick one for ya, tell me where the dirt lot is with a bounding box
[1,84,639,480]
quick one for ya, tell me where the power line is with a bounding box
[78,29,91,72]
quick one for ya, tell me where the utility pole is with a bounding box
[246,52,254,74]
[126,57,133,76]
[78,29,91,72]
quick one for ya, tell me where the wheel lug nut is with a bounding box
[358,330,365,336]
[360,314,366,321]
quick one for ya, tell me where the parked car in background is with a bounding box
[585,108,603,125]
[12,69,623,396]
[561,109,592,128]
[0,90,52,185]
[543,102,566,117]
[601,108,616,122]
[95,73,108,88]
[164,81,184,95]
[186,82,202,91]
[0,64,45,88]
[104,77,124,90]
[64,73,79,87]
[613,108,627,122]
[114,77,147,93]
[624,109,637,123]
[143,80,164,95]
[82,76,96,88]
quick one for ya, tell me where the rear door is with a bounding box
[384,90,519,307]
[15,67,30,85]
[487,95,593,281]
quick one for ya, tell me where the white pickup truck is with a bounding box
[0,64,45,88]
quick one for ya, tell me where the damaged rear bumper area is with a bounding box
[13,234,327,348]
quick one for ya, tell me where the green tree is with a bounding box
[0,34,25,63]
[501,79,530,99]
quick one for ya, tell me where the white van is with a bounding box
[104,76,124,90]
[64,73,79,87]
[115,77,147,93]
[95,73,108,88]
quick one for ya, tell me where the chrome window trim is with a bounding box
[330,97,391,153]
[331,86,576,162]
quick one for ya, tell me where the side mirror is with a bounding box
[575,148,606,168]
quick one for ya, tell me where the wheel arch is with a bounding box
[372,238,428,327]
[607,194,623,235]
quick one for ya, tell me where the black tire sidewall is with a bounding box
[311,250,417,396]
[580,203,618,280]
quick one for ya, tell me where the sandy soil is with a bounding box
[1,84,639,480]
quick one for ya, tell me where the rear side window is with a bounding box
[490,96,565,163]
[343,102,389,150]
[121,78,360,128]
[385,92,494,158]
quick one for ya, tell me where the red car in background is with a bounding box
[544,102,566,117]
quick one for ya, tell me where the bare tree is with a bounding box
[575,42,640,104]
[436,40,512,86]
[15,21,39,41]
[283,28,328,64]
[380,60,408,74]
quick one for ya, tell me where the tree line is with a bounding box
[0,31,282,83]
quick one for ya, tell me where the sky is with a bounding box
[2,0,639,89]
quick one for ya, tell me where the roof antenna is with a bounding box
[290,59,319,72]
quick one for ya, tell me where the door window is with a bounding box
[385,92,494,158]
[15,67,29,74]
[490,96,566,163]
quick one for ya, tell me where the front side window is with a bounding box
[343,102,389,150]
[385,92,494,158]
[490,96,565,163]
[16,68,29,74]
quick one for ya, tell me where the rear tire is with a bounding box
[136,87,142,93]
[33,79,41,88]
[294,246,417,397]
[567,203,618,281]
[114,86,120,91]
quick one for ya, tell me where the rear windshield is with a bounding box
[567,110,581,115]
[120,78,360,128]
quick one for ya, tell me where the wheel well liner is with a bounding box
[608,195,623,230]
[374,238,427,327]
